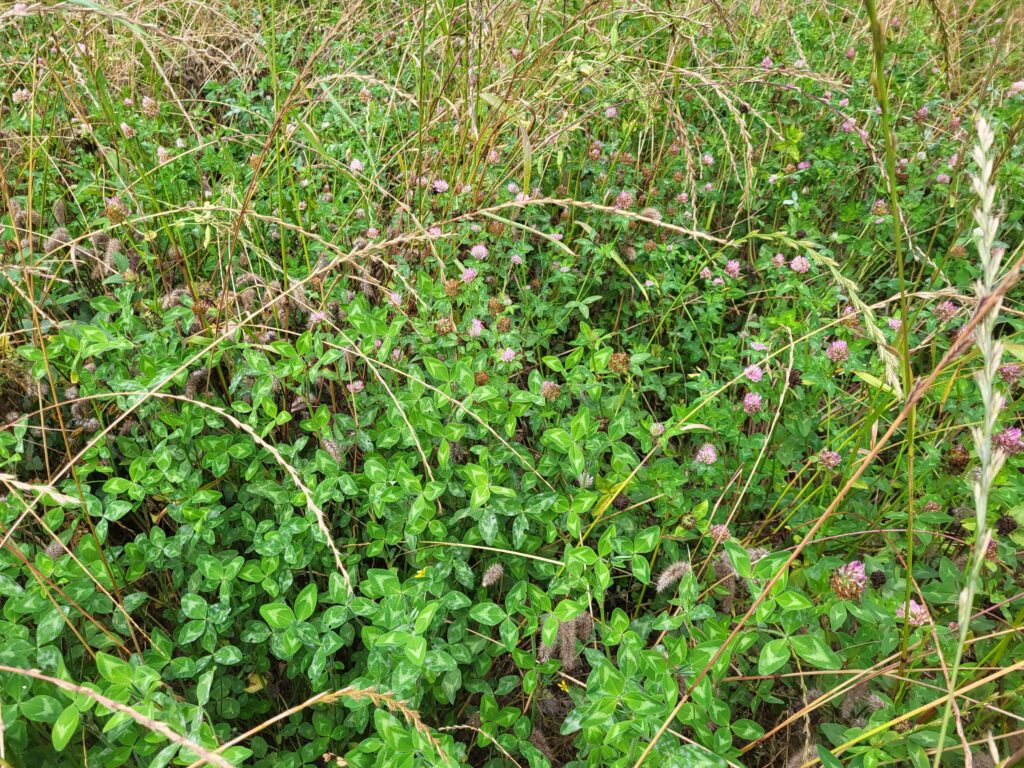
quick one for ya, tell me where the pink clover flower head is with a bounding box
[993,427,1024,455]
[826,339,849,363]
[997,363,1023,385]
[649,422,665,438]
[500,347,516,363]
[771,253,785,268]
[431,178,449,194]
[896,599,930,627]
[461,267,477,284]
[349,158,364,173]
[831,560,867,600]
[701,153,715,166]
[934,300,958,323]
[760,56,774,69]
[605,105,618,118]
[470,244,488,260]
[347,379,365,394]
[887,317,902,331]
[468,318,484,338]
[388,291,403,307]
[510,254,523,265]
[695,443,718,465]
[725,259,741,278]
[700,267,713,280]
[744,364,764,383]
[790,255,810,273]
[743,391,763,414]
[936,173,951,184]
[428,226,442,238]
[710,523,731,543]
[819,449,842,469]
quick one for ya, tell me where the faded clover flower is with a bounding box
[649,422,665,438]
[819,449,842,469]
[710,524,731,543]
[831,560,867,600]
[541,380,561,401]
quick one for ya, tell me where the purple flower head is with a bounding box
[771,253,785,268]
[725,259,741,278]
[700,267,713,279]
[819,449,842,469]
[888,317,902,331]
[998,363,1023,385]
[831,560,867,600]
[934,300,958,323]
[471,244,488,260]
[349,158,364,173]
[468,318,484,338]
[461,267,477,284]
[790,255,810,273]
[797,160,811,170]
[605,105,618,118]
[500,347,516,363]
[743,392,763,414]
[841,119,855,134]
[744,364,764,383]
[826,339,849,363]
[510,254,523,266]
[936,173,951,184]
[760,56,774,69]
[993,427,1024,455]
[695,443,718,465]
[428,226,442,238]
[347,379,365,394]
[431,178,449,194]
[896,599,929,627]
[650,422,665,438]
[701,153,715,167]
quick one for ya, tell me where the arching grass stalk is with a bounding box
[931,116,1006,768]
[863,0,917,674]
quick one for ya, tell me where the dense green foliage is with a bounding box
[1,1,1023,767]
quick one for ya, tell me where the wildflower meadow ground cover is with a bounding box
[1,0,1023,766]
